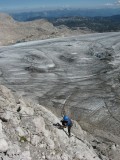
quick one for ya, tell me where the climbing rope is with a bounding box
[61,87,80,117]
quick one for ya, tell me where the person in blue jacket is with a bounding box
[61,115,73,137]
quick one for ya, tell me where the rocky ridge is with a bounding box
[0,85,102,160]
[0,13,89,46]
[0,86,120,160]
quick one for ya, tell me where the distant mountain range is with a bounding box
[50,15,120,32]
[9,8,120,33]
[10,9,120,33]
[10,8,120,22]
[1,8,120,46]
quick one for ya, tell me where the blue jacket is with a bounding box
[63,115,72,126]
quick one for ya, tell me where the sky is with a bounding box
[0,0,120,11]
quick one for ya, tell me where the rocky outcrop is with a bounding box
[0,85,101,160]
[0,120,8,152]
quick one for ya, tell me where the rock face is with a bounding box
[0,85,101,160]
[0,120,8,153]
[0,13,89,46]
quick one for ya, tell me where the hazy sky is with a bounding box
[0,0,120,10]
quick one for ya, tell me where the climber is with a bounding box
[61,115,73,137]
